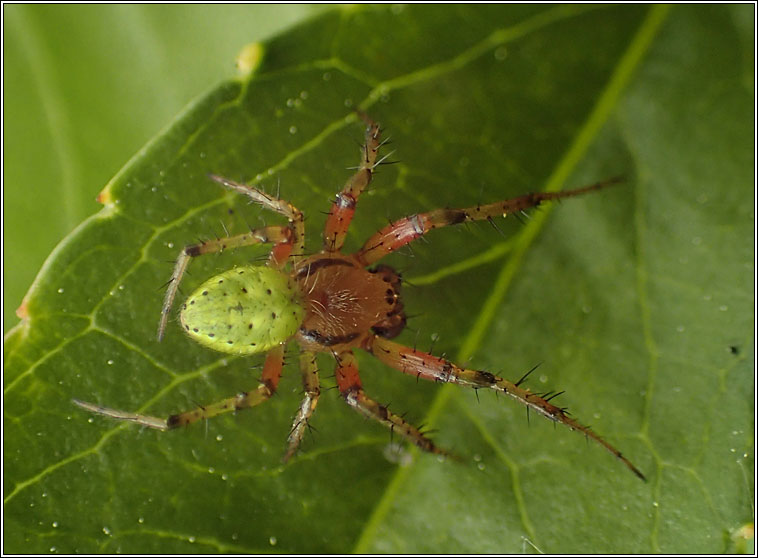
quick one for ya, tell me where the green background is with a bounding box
[4,4,754,554]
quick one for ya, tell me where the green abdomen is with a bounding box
[180,266,304,355]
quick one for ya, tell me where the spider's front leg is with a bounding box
[73,345,286,430]
[354,177,622,266]
[333,350,452,459]
[323,114,385,252]
[365,335,646,481]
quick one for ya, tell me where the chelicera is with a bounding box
[75,114,644,480]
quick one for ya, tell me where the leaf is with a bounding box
[4,4,753,554]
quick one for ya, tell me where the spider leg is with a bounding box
[283,351,321,462]
[208,174,306,264]
[354,177,622,266]
[366,335,646,481]
[323,114,382,252]
[73,344,286,430]
[333,349,451,458]
[158,225,293,341]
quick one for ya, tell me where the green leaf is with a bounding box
[4,4,753,554]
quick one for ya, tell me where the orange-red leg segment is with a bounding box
[323,114,383,252]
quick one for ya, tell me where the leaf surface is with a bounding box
[4,4,753,554]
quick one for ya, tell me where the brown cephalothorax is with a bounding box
[294,253,406,353]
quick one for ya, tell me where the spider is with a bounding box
[75,113,645,481]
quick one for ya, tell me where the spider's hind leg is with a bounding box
[365,334,646,481]
[74,345,286,431]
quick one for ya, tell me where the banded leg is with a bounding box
[333,350,449,458]
[355,177,622,266]
[365,335,646,481]
[208,174,306,265]
[158,225,293,341]
[73,344,286,430]
[323,114,384,252]
[283,351,321,462]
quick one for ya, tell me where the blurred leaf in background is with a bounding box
[4,4,754,554]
